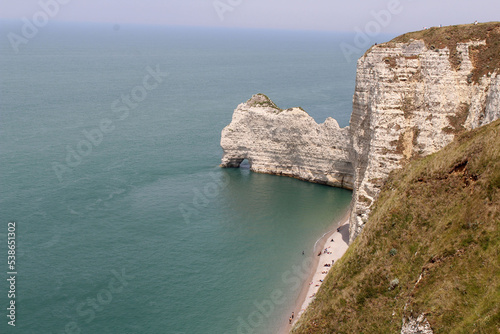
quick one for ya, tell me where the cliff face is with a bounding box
[349,23,500,241]
[220,22,500,243]
[220,94,354,189]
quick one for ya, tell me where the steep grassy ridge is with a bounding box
[292,120,500,333]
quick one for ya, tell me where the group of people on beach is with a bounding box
[318,246,333,256]
[291,225,345,325]
[308,227,343,299]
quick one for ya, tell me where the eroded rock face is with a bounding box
[349,40,499,241]
[220,94,354,189]
[221,37,499,243]
[401,314,433,334]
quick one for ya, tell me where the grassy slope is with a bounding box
[292,119,500,333]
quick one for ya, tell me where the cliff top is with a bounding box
[292,119,500,333]
[245,93,282,111]
[389,21,500,46]
[379,21,500,83]
[243,93,309,115]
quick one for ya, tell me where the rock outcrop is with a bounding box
[220,94,354,189]
[401,314,434,334]
[220,23,500,243]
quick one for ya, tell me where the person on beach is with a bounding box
[302,251,304,255]
[289,316,292,324]
[292,312,294,320]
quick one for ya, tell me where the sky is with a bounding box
[0,0,499,34]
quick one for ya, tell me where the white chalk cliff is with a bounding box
[220,24,500,243]
[220,94,354,189]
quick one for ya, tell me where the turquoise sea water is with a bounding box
[0,22,374,333]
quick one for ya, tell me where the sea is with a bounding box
[0,21,390,334]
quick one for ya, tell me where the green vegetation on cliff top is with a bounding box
[292,119,500,333]
[246,93,282,110]
[246,93,308,114]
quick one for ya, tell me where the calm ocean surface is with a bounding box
[0,22,385,333]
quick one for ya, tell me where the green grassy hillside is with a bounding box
[292,119,500,333]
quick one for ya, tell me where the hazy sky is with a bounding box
[1,0,498,34]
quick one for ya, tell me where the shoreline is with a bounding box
[279,210,351,333]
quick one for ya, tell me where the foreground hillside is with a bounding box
[292,119,500,333]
